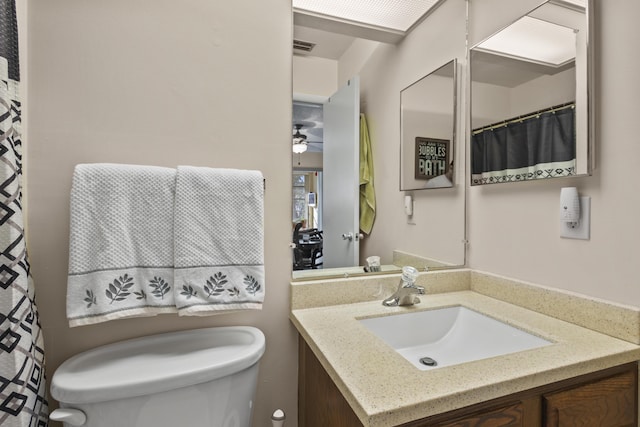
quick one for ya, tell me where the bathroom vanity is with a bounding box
[299,339,636,426]
[290,270,640,427]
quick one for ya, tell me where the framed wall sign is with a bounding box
[415,137,450,180]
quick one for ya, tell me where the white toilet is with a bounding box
[50,326,265,427]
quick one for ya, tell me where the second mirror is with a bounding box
[470,0,592,186]
[400,59,457,191]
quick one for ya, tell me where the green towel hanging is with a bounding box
[359,114,376,234]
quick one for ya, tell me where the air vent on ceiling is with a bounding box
[293,39,316,53]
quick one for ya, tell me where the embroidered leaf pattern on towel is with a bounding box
[149,277,171,299]
[106,274,135,304]
[134,289,147,300]
[181,285,197,299]
[84,289,97,308]
[244,275,261,295]
[227,286,240,297]
[204,272,228,297]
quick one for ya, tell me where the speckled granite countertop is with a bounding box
[291,289,640,427]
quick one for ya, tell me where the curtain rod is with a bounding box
[472,101,575,135]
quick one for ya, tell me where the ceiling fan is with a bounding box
[292,123,308,153]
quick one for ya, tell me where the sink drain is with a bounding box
[419,357,438,367]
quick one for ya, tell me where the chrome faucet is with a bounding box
[382,266,424,307]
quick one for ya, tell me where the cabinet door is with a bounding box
[543,370,637,427]
[431,402,524,427]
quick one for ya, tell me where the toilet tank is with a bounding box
[50,326,265,427]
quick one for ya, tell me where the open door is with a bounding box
[322,77,360,268]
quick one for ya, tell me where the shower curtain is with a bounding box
[0,1,49,425]
[471,105,576,185]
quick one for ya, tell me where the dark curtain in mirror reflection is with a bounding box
[471,105,576,185]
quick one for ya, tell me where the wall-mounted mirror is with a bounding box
[470,0,593,186]
[400,59,457,190]
[291,0,467,280]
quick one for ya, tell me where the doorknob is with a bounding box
[341,232,354,241]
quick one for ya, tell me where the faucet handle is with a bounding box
[401,266,419,284]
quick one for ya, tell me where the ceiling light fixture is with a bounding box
[292,124,308,154]
[293,140,308,154]
[475,16,577,67]
[292,0,440,32]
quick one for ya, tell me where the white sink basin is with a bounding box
[359,306,552,370]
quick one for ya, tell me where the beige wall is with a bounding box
[338,38,379,87]
[467,0,640,306]
[293,151,322,169]
[293,55,337,98]
[25,0,295,426]
[472,68,575,128]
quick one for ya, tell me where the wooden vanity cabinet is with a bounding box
[298,338,638,427]
[543,368,637,427]
[298,338,363,426]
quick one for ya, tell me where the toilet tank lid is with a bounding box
[50,326,265,404]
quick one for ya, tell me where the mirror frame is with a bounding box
[400,59,458,191]
[468,0,594,187]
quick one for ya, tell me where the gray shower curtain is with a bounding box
[0,1,49,425]
[471,105,576,185]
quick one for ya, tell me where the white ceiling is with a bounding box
[293,101,324,152]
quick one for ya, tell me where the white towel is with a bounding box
[173,166,265,315]
[67,164,178,327]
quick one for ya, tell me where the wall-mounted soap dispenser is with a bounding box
[560,187,590,240]
[404,194,415,225]
[560,187,580,226]
[404,194,413,216]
